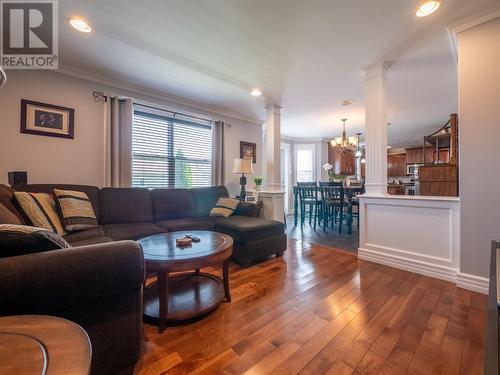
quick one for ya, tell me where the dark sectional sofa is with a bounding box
[0,183,286,375]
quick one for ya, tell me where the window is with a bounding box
[132,108,212,188]
[296,145,315,182]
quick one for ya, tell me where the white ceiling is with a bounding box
[58,0,499,147]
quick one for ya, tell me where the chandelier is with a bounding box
[330,118,357,152]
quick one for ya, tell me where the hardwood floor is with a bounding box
[134,238,487,375]
[286,215,359,252]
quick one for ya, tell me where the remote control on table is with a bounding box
[186,234,200,242]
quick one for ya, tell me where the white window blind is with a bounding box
[132,109,212,188]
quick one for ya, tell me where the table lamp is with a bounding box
[232,158,254,200]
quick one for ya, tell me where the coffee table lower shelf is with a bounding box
[143,272,226,325]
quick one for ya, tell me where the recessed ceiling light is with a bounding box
[341,99,354,106]
[69,17,92,33]
[251,88,262,97]
[416,1,441,17]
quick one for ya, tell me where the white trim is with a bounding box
[282,137,324,143]
[358,247,457,283]
[360,193,459,202]
[448,6,500,34]
[456,273,489,295]
[56,64,264,126]
[359,248,489,295]
[446,6,500,64]
[356,194,491,294]
[446,27,458,67]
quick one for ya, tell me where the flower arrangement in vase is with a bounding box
[254,176,264,191]
[323,163,347,183]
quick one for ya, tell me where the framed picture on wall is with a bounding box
[20,99,75,139]
[240,141,256,163]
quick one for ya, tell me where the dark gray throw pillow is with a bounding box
[0,224,71,258]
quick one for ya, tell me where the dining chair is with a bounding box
[297,182,321,229]
[319,181,344,234]
[346,181,365,232]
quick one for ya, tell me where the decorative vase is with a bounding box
[255,185,262,191]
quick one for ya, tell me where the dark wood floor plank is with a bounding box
[299,268,420,375]
[459,306,487,375]
[270,308,358,375]
[242,316,328,375]
[381,287,442,371]
[135,238,487,375]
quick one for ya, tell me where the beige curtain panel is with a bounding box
[211,120,225,186]
[104,95,133,187]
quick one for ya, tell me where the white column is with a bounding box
[364,62,388,194]
[263,105,282,189]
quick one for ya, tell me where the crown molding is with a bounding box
[280,137,324,143]
[56,64,264,126]
[446,6,500,65]
[280,135,294,142]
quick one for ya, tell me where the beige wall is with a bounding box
[459,17,500,278]
[0,70,262,196]
[0,70,104,186]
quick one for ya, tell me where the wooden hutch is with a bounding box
[418,114,459,196]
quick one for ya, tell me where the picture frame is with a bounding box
[240,141,256,163]
[20,99,75,139]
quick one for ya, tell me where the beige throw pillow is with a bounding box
[209,197,240,218]
[14,192,66,235]
[54,189,98,232]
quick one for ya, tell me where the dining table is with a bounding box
[293,184,363,234]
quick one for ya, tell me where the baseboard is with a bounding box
[358,247,457,283]
[456,272,489,295]
[358,248,489,295]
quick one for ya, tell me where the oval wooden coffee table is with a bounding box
[139,231,233,333]
[0,315,91,375]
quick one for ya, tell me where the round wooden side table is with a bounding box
[139,230,233,333]
[0,315,91,375]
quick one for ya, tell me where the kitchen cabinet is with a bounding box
[387,154,406,177]
[406,147,423,164]
[328,145,355,175]
[419,164,458,196]
[418,114,459,196]
[438,149,449,163]
[387,185,405,195]
[424,147,434,164]
[406,147,436,164]
[407,146,450,164]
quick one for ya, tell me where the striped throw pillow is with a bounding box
[54,189,97,232]
[14,192,66,235]
[209,197,240,218]
[0,224,70,258]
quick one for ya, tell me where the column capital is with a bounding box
[265,104,282,114]
[363,62,389,81]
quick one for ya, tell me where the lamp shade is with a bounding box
[232,158,254,174]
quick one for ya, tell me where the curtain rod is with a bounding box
[92,90,231,126]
